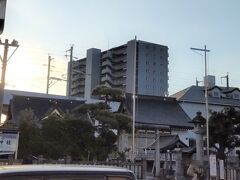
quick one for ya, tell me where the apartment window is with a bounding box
[146,61,149,65]
[146,69,150,73]
[153,70,156,74]
[153,78,156,82]
[153,62,156,66]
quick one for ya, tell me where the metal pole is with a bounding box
[204,45,210,159]
[0,39,19,124]
[0,39,9,124]
[155,129,160,177]
[132,36,137,159]
[68,45,73,97]
[190,45,210,179]
[46,55,53,94]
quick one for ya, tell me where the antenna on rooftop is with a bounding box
[221,72,229,89]
[196,78,203,86]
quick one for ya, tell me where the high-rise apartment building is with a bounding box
[67,39,169,98]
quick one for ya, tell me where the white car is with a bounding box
[0,164,136,180]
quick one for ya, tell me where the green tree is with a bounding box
[18,108,43,159]
[73,86,131,160]
[63,115,95,161]
[41,114,96,160]
[92,85,124,104]
[209,107,240,159]
[41,114,70,159]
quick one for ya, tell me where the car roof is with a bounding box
[0,164,135,176]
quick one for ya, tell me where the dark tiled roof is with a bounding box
[126,95,192,129]
[147,135,188,151]
[9,95,84,126]
[171,86,240,107]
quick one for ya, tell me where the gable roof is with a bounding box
[222,88,240,94]
[126,94,192,129]
[8,95,85,126]
[171,85,240,107]
[146,135,188,152]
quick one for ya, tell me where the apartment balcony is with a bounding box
[101,67,112,75]
[101,75,111,82]
[78,59,86,66]
[71,81,85,89]
[102,78,125,87]
[111,54,127,63]
[112,64,126,71]
[72,74,85,81]
[112,71,126,78]
[101,59,112,66]
[72,86,85,94]
[112,48,127,56]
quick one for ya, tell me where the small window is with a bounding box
[213,91,220,97]
[233,93,240,99]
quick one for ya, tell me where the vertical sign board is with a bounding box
[0,133,18,152]
[219,160,225,180]
[210,154,217,177]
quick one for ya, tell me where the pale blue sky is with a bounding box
[1,0,240,95]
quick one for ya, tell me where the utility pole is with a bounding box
[66,45,73,97]
[0,39,19,124]
[132,36,137,160]
[191,45,210,179]
[221,72,229,89]
[46,55,54,94]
